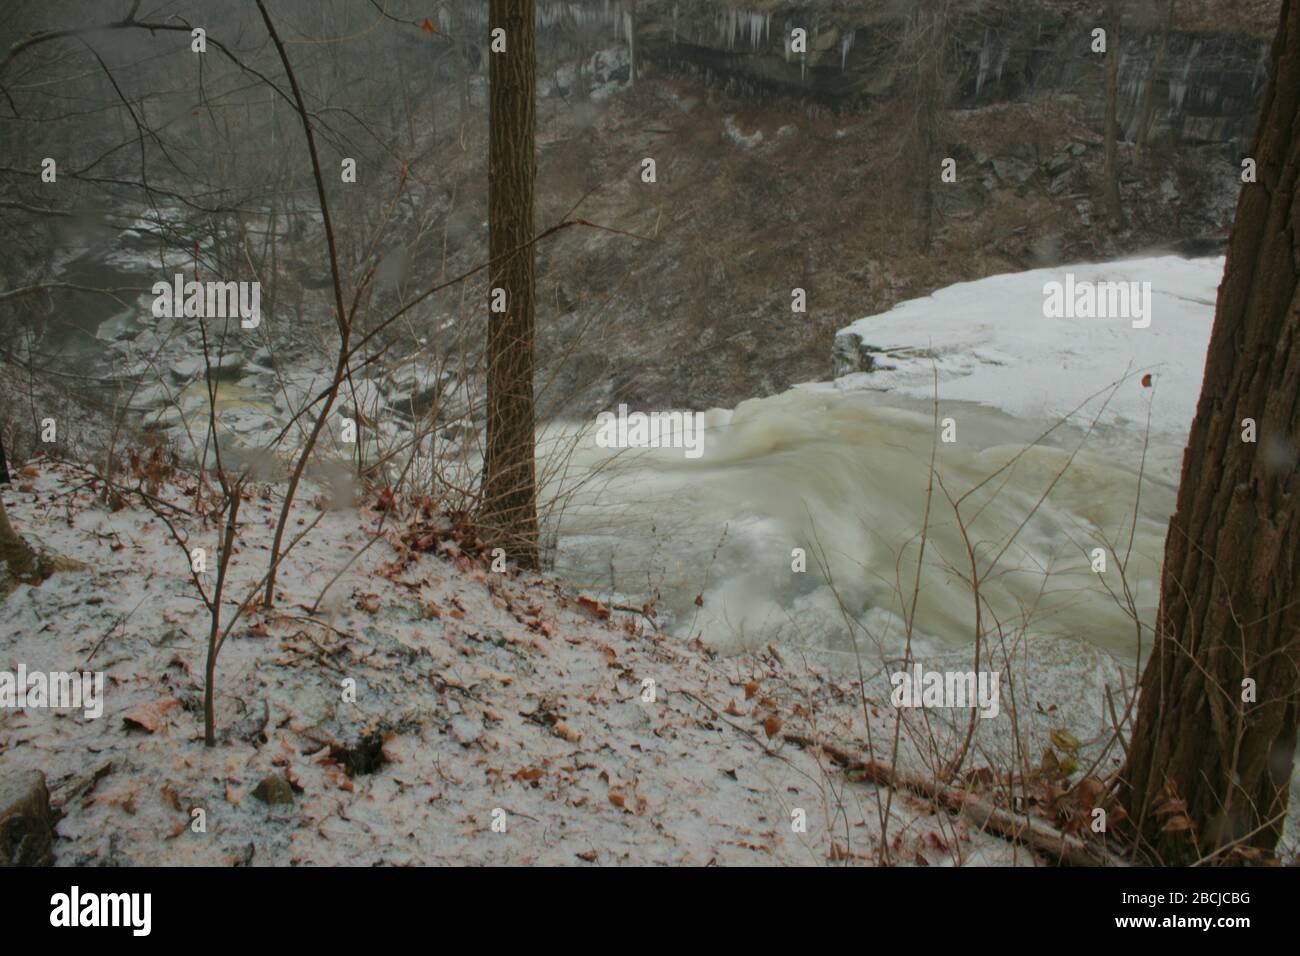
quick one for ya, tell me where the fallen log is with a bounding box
[784,732,1127,867]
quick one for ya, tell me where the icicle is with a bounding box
[840,30,854,71]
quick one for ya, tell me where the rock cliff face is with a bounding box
[619,1,1272,151]
[418,1,1277,412]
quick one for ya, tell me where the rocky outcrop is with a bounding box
[0,770,56,866]
[832,328,897,378]
[617,1,1272,151]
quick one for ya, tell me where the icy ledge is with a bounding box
[832,256,1226,438]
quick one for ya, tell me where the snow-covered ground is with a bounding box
[5,460,1086,866]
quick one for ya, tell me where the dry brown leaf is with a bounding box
[553,722,582,743]
[121,698,181,733]
[90,784,138,815]
[160,784,182,812]
[577,595,610,620]
[1153,796,1188,816]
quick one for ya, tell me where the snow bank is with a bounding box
[833,256,1225,438]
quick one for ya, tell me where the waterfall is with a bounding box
[545,388,1178,659]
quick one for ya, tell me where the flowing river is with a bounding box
[544,384,1181,662]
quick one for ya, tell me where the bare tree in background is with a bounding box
[1102,0,1127,229]
[481,0,540,567]
[904,0,953,251]
[1134,0,1176,164]
[623,0,638,85]
[1121,0,1299,865]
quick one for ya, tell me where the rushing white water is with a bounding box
[545,256,1225,664]
[543,385,1181,662]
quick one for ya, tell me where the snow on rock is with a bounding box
[170,352,242,383]
[724,116,764,149]
[833,256,1225,438]
[0,459,1044,866]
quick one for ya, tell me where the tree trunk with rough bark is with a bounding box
[481,0,540,568]
[1121,0,1300,865]
[0,492,40,584]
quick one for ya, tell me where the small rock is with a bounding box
[0,770,56,866]
[170,353,241,383]
[251,774,294,806]
[1045,152,1073,177]
[991,156,1035,186]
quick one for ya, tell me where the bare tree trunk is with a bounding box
[1121,0,1300,865]
[481,0,540,568]
[1103,0,1127,230]
[455,1,471,124]
[0,492,40,583]
[908,0,949,251]
[257,0,356,608]
[625,2,637,85]
[203,490,240,746]
[1134,0,1175,164]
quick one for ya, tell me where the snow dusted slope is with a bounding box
[3,461,1041,866]
[832,256,1225,437]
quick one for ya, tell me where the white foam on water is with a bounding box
[544,257,1224,666]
